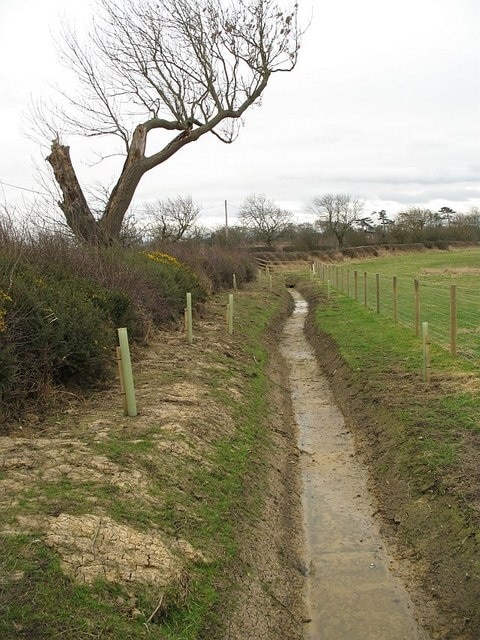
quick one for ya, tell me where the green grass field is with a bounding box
[320,247,480,361]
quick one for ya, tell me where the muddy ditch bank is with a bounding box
[298,281,480,640]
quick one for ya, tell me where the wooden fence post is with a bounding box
[186,292,193,344]
[364,272,368,306]
[393,276,398,323]
[423,322,431,384]
[354,271,358,301]
[450,284,457,356]
[414,279,420,337]
[233,273,238,292]
[227,293,234,335]
[376,273,380,313]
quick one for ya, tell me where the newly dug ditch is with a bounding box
[282,290,428,639]
[2,278,477,639]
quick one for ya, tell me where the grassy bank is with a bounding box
[0,283,291,639]
[298,275,480,639]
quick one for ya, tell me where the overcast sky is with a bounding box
[0,0,479,229]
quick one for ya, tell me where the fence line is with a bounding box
[315,262,480,364]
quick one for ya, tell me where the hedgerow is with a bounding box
[0,256,124,416]
[151,242,256,291]
[0,230,253,422]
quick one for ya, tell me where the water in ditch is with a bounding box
[280,289,428,640]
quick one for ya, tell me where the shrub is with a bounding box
[126,250,208,313]
[147,242,256,292]
[0,224,251,420]
[17,238,207,340]
[0,257,124,417]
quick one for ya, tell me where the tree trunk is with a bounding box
[47,124,197,245]
[99,124,149,243]
[47,129,150,246]
[47,142,104,244]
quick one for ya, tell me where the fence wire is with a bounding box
[317,263,480,365]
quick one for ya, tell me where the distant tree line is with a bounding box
[314,202,480,249]
[32,187,478,250]
[141,192,480,251]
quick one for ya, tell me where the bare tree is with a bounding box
[395,208,434,240]
[210,224,251,247]
[145,195,200,243]
[311,194,364,248]
[38,0,301,246]
[449,208,480,241]
[287,222,321,251]
[239,193,292,246]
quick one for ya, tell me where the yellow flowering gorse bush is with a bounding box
[144,251,201,286]
[144,252,182,269]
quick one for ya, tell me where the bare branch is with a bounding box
[32,0,303,245]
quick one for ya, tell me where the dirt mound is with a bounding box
[20,513,188,586]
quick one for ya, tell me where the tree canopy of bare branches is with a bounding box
[312,193,364,248]
[144,195,200,243]
[239,193,292,245]
[39,0,301,246]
